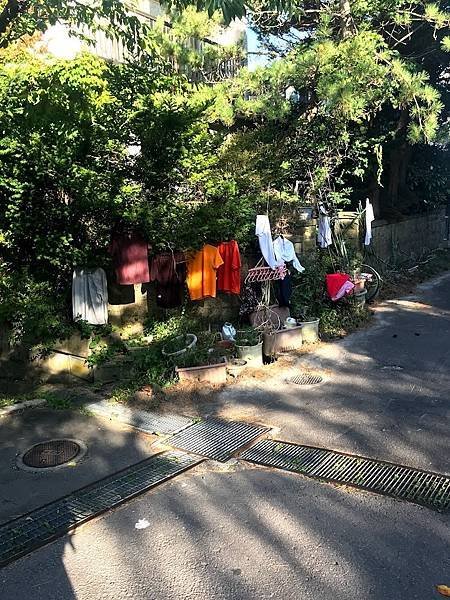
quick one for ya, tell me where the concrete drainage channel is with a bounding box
[2,407,450,567]
[0,416,268,566]
[0,451,202,567]
[241,439,450,512]
[167,418,269,462]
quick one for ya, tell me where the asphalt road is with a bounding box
[1,274,450,599]
[1,462,449,600]
[212,273,450,474]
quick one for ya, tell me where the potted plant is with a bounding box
[272,323,304,354]
[261,315,303,357]
[294,306,320,343]
[124,334,154,355]
[351,268,366,294]
[174,347,227,384]
[352,289,368,307]
[227,358,247,378]
[235,327,263,367]
[162,333,197,358]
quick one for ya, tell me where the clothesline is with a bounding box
[72,206,374,325]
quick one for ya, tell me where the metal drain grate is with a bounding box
[0,451,201,567]
[168,418,269,462]
[288,373,323,385]
[241,439,450,511]
[22,440,80,468]
[85,401,194,435]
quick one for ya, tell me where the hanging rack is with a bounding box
[245,258,287,284]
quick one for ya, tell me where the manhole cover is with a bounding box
[288,373,323,385]
[22,440,81,468]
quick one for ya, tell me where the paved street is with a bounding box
[1,274,450,599]
[203,273,450,474]
[1,463,449,600]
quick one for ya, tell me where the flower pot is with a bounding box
[353,289,367,307]
[298,319,320,343]
[236,341,263,367]
[176,357,227,384]
[263,332,277,357]
[162,334,197,358]
[284,317,297,329]
[266,326,303,355]
[227,359,247,378]
[93,355,133,384]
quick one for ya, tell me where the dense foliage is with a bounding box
[0,0,448,348]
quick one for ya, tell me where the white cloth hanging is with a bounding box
[72,268,108,325]
[255,215,284,269]
[317,205,332,248]
[364,199,375,246]
[273,236,305,273]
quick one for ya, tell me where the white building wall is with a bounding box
[42,3,246,65]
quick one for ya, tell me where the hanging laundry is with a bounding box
[217,240,242,295]
[186,245,224,301]
[255,215,284,269]
[364,199,375,246]
[273,236,305,273]
[326,273,355,301]
[72,268,108,325]
[275,272,293,308]
[239,282,260,317]
[109,232,150,285]
[149,252,186,309]
[317,205,332,248]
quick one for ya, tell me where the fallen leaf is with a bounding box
[67,461,77,467]
[437,585,450,596]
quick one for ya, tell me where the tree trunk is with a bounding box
[339,0,352,39]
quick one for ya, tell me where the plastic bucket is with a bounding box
[236,341,263,367]
[353,290,367,307]
[298,320,320,343]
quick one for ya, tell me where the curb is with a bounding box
[0,398,47,416]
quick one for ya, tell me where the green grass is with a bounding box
[0,393,32,409]
[0,396,20,409]
[44,395,73,410]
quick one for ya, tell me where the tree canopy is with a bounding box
[0,0,144,50]
[0,0,448,346]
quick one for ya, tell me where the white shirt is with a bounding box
[318,205,332,248]
[273,236,305,272]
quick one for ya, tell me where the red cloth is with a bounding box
[326,273,354,301]
[109,233,150,285]
[217,240,241,295]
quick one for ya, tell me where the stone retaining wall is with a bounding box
[370,209,446,269]
[1,210,446,386]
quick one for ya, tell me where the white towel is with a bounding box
[72,268,108,325]
[318,205,332,248]
[255,215,284,269]
[364,199,375,246]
